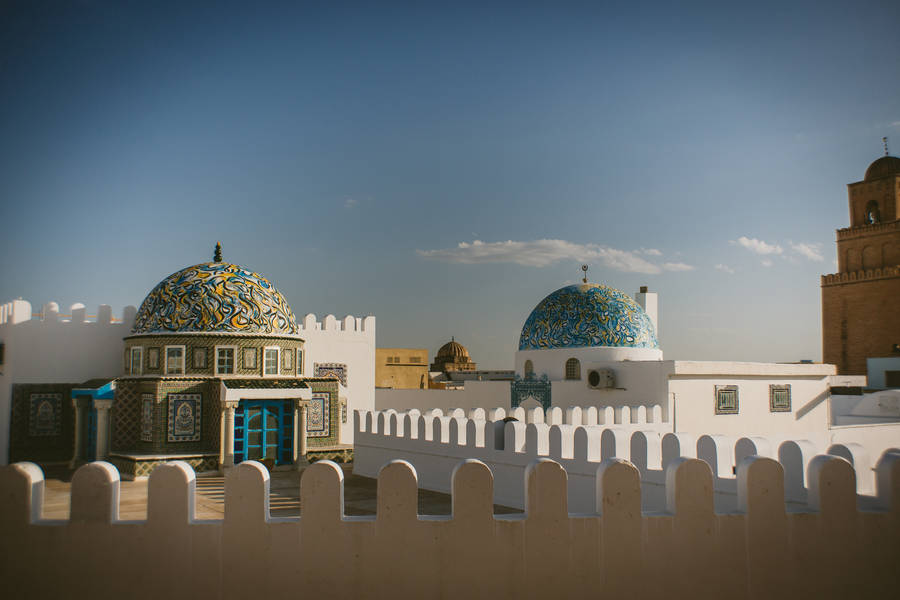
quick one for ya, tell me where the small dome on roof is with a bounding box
[864,155,900,181]
[436,338,470,360]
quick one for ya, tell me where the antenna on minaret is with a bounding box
[581,264,589,283]
[884,136,889,156]
[214,242,222,263]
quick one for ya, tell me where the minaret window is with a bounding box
[865,200,881,224]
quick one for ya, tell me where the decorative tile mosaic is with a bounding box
[29,393,61,436]
[519,284,659,350]
[769,384,791,412]
[167,393,202,442]
[510,378,551,411]
[715,385,739,415]
[314,362,347,386]
[307,393,330,438]
[140,394,154,442]
[132,262,298,335]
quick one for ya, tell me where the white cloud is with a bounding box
[790,242,824,262]
[731,236,783,255]
[416,239,668,274]
[761,259,773,267]
[715,264,735,274]
[343,198,358,209]
[661,262,695,272]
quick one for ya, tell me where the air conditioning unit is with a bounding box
[587,369,615,389]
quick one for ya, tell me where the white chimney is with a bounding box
[634,286,659,340]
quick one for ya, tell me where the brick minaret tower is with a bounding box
[821,144,900,375]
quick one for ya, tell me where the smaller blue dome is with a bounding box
[519,284,658,351]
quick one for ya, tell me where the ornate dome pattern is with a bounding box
[519,284,658,351]
[132,262,298,335]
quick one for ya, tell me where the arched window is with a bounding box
[565,358,581,380]
[524,360,534,378]
[865,200,881,224]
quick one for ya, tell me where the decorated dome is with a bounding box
[519,283,658,351]
[436,338,470,360]
[864,155,900,181]
[132,261,299,335]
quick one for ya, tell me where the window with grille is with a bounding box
[769,385,791,412]
[565,358,581,380]
[216,347,235,375]
[264,347,279,376]
[165,346,185,375]
[715,385,739,414]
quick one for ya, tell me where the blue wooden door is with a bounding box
[234,400,293,465]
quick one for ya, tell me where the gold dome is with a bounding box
[864,155,900,181]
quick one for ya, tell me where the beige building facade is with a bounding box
[375,348,429,389]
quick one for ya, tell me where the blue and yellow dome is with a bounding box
[519,283,658,351]
[132,262,299,335]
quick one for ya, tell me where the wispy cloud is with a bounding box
[790,242,823,262]
[416,239,694,274]
[661,262,695,272]
[731,236,783,255]
[715,264,735,274]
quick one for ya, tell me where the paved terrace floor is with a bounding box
[37,463,521,520]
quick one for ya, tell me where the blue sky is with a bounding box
[1,0,898,368]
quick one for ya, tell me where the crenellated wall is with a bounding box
[1,456,898,599]
[0,300,137,465]
[297,313,376,444]
[353,407,900,512]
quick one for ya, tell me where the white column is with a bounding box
[293,402,301,467]
[93,399,113,460]
[222,402,237,469]
[298,403,308,458]
[70,397,84,468]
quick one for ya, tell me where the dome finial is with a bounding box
[214,242,222,263]
[581,264,589,284]
[884,136,890,156]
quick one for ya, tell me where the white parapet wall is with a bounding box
[298,313,375,445]
[353,407,900,511]
[1,456,899,598]
[0,300,136,465]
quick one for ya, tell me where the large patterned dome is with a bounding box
[519,283,658,351]
[132,262,299,335]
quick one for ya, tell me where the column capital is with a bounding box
[94,398,113,411]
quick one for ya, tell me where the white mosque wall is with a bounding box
[0,300,136,465]
[298,313,376,445]
[353,407,900,510]
[4,457,899,598]
[515,346,663,380]
[668,361,834,437]
[375,381,511,411]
